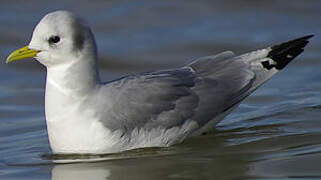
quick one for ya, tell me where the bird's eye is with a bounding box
[48,36,60,44]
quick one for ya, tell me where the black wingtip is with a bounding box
[262,35,314,70]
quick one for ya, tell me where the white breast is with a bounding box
[45,75,122,154]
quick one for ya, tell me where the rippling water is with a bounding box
[1,0,321,179]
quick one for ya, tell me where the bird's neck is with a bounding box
[46,58,100,98]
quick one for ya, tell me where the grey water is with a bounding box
[0,0,321,179]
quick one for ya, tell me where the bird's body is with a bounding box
[7,11,312,154]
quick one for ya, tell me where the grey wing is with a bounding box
[99,35,312,135]
[101,67,199,131]
[99,51,255,133]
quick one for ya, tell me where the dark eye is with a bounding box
[48,36,60,44]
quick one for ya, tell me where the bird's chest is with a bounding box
[44,82,112,153]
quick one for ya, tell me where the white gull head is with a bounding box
[29,10,98,68]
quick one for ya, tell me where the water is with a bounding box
[1,0,321,179]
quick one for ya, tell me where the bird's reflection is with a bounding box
[50,131,252,180]
[52,163,111,180]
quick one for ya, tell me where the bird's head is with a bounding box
[6,10,97,67]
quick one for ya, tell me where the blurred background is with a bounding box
[0,0,321,179]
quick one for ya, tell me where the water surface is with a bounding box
[0,0,321,179]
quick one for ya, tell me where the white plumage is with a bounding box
[7,10,312,154]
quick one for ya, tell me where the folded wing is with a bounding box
[99,35,312,138]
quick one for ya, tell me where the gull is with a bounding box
[6,10,313,154]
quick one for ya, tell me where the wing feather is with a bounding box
[97,51,255,135]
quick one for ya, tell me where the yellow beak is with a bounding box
[6,46,40,64]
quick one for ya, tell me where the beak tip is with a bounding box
[5,56,13,64]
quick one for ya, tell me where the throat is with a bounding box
[44,58,100,122]
[46,59,100,96]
